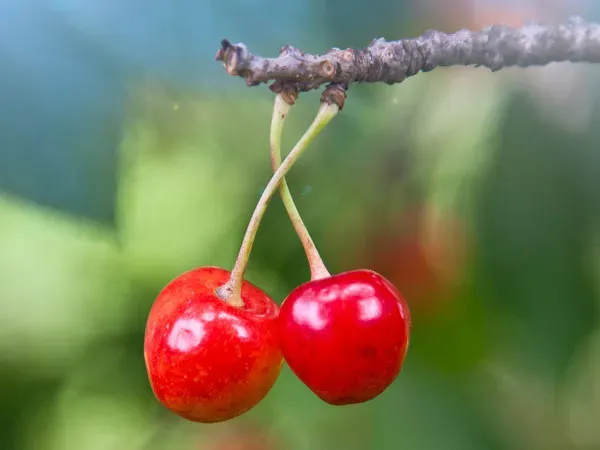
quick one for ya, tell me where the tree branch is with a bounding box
[215,16,600,93]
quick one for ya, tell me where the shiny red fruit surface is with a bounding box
[144,267,283,423]
[279,270,411,405]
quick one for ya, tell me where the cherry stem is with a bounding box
[270,94,330,281]
[216,101,339,306]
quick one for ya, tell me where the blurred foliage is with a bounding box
[2,1,600,449]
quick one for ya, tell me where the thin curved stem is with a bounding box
[216,102,339,306]
[270,95,330,281]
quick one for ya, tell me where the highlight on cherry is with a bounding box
[143,83,412,424]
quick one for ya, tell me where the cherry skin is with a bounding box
[278,269,411,405]
[144,266,283,423]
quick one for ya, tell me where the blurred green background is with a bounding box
[2,1,600,449]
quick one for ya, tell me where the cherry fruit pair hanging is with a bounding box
[143,85,411,423]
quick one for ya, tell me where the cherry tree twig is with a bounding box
[215,16,600,94]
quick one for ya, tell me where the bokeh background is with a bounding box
[2,0,600,449]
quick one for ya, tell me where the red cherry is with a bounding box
[278,269,411,405]
[144,267,283,423]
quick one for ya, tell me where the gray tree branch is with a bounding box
[215,16,600,93]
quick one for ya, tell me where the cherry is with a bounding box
[278,269,411,405]
[268,94,410,404]
[143,266,282,423]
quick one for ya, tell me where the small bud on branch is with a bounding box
[215,16,600,93]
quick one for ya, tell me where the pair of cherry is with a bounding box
[143,89,411,423]
[144,265,411,423]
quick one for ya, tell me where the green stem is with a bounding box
[216,101,339,306]
[270,94,330,281]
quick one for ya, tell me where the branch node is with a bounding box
[319,60,337,79]
[270,81,299,105]
[214,39,231,62]
[321,83,347,110]
[341,49,356,63]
